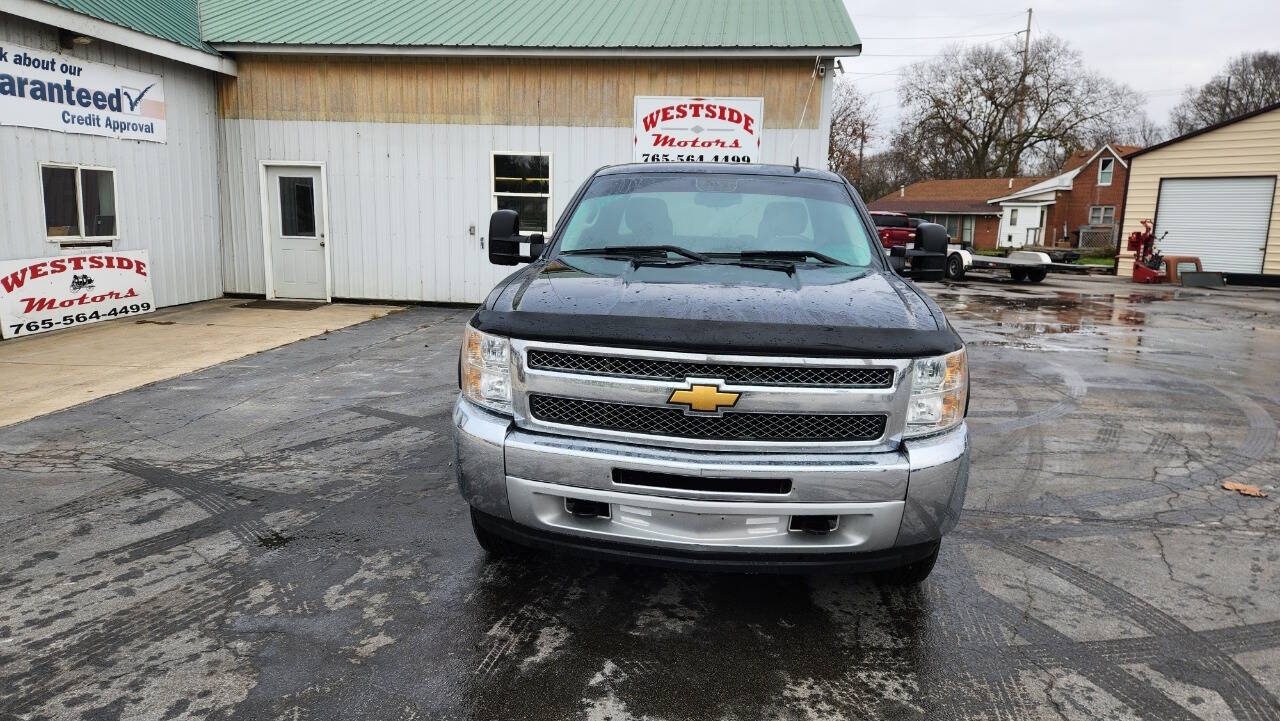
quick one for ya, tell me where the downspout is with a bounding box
[1112,159,1134,276]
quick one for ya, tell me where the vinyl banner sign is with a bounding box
[0,42,166,143]
[0,251,155,339]
[634,96,763,164]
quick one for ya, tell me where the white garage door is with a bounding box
[1154,177,1275,273]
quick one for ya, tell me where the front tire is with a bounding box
[1026,267,1047,283]
[945,253,966,280]
[873,541,940,586]
[1010,267,1029,282]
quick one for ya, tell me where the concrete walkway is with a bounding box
[0,298,401,427]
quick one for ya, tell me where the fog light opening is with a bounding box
[789,515,839,535]
[564,497,611,519]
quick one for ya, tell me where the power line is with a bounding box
[854,31,1022,58]
[861,30,1023,41]
[853,11,1027,19]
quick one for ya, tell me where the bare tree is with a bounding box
[891,34,1141,178]
[1169,51,1280,134]
[827,81,877,187]
[1121,113,1166,147]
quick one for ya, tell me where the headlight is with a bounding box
[461,325,512,415]
[905,348,967,438]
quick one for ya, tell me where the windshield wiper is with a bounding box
[731,250,848,266]
[561,245,711,263]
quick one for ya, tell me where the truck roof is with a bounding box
[595,163,846,183]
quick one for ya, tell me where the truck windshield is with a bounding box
[556,174,878,267]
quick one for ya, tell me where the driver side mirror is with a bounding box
[488,209,545,266]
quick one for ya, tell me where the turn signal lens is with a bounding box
[905,348,967,438]
[461,326,512,415]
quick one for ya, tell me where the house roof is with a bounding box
[34,0,214,53]
[1061,144,1141,172]
[988,144,1142,204]
[198,0,862,54]
[868,177,1047,215]
[1125,101,1280,159]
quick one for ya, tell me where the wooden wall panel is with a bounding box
[218,56,820,128]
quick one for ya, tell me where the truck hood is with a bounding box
[474,258,963,358]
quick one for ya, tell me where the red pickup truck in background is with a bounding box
[870,211,918,249]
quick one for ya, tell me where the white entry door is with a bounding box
[266,165,328,299]
[1154,177,1274,273]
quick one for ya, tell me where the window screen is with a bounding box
[42,166,79,237]
[1098,158,1114,185]
[42,165,117,240]
[279,176,316,237]
[493,154,550,232]
[81,169,117,237]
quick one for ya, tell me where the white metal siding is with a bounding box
[1154,177,1276,273]
[0,13,223,308]
[219,119,831,303]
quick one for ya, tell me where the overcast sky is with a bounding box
[839,0,1277,149]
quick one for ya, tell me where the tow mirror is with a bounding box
[917,222,949,254]
[888,245,909,276]
[887,223,947,281]
[487,209,545,266]
[910,222,948,281]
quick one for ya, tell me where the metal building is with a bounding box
[2,0,863,319]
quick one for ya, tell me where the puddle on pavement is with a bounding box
[256,531,294,549]
[934,290,1157,337]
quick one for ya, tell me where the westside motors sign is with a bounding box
[0,42,166,143]
[633,96,763,163]
[0,251,156,338]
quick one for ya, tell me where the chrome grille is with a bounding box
[529,395,887,442]
[526,350,894,388]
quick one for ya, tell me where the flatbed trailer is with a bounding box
[891,245,1110,283]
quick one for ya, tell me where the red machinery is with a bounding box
[1126,220,1202,283]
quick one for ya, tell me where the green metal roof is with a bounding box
[197,0,861,51]
[39,0,217,53]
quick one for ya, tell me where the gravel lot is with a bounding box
[2,275,1278,720]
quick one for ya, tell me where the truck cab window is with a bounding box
[558,174,876,267]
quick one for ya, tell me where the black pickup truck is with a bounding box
[453,163,968,583]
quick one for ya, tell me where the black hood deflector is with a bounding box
[473,310,963,358]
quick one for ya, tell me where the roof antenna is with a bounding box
[794,156,801,173]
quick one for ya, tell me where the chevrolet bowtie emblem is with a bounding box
[667,383,740,413]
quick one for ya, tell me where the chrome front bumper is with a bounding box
[453,397,968,556]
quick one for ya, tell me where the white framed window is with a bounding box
[492,152,551,234]
[1089,205,1116,225]
[41,163,118,243]
[1009,208,1019,225]
[1097,157,1114,186]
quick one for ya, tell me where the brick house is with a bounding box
[867,177,1047,249]
[988,144,1141,249]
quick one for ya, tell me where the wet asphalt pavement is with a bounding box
[2,274,1279,720]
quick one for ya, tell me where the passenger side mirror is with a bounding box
[887,223,947,281]
[888,245,909,276]
[910,222,948,282]
[916,222,949,255]
[487,210,545,266]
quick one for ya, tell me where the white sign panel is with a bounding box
[0,42,166,143]
[0,251,155,339]
[634,96,763,164]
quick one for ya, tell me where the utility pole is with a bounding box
[1012,7,1032,174]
